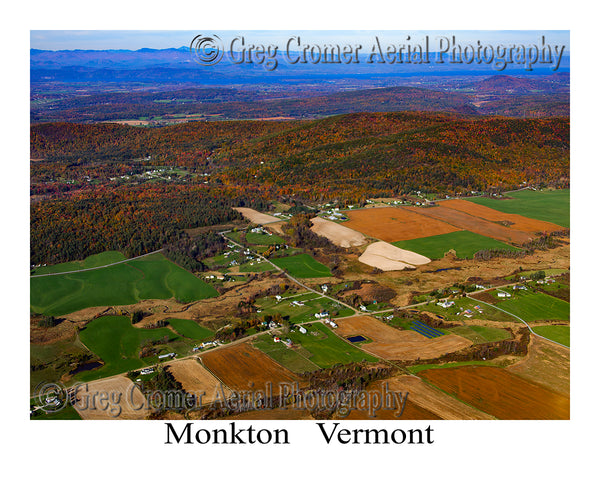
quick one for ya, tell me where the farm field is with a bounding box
[334,315,471,361]
[358,241,430,271]
[31,250,126,275]
[441,199,565,233]
[233,207,280,225]
[282,322,379,368]
[419,365,569,419]
[253,334,321,373]
[406,205,533,244]
[245,231,284,245]
[343,207,460,242]
[270,253,332,278]
[310,217,367,248]
[30,252,218,316]
[392,230,519,259]
[532,325,570,346]
[466,189,570,228]
[356,375,494,420]
[72,376,150,420]
[200,342,303,392]
[495,290,570,323]
[449,325,512,344]
[507,335,570,396]
[167,318,214,341]
[77,315,181,381]
[166,359,229,403]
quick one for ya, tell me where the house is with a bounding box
[475,284,485,289]
[275,295,282,302]
[359,305,368,312]
[321,285,329,293]
[497,291,511,298]
[298,326,307,334]
[437,300,455,308]
[273,336,281,343]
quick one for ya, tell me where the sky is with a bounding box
[30,30,570,52]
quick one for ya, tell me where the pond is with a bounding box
[346,335,367,343]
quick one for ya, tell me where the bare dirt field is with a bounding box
[233,207,280,225]
[419,365,569,419]
[73,375,150,420]
[406,205,533,244]
[310,217,367,248]
[359,241,430,271]
[507,335,570,396]
[344,207,460,242]
[335,315,471,361]
[441,199,565,233]
[166,359,230,404]
[200,342,304,392]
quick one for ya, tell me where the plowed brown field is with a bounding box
[344,207,460,242]
[167,359,230,403]
[419,365,569,419]
[335,315,471,361]
[201,343,304,392]
[442,199,564,233]
[406,205,533,244]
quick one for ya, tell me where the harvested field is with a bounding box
[233,207,280,225]
[507,335,570,396]
[441,199,565,233]
[335,316,471,361]
[419,365,569,419]
[406,205,533,244]
[201,343,304,392]
[358,241,430,271]
[346,375,493,420]
[166,359,230,404]
[344,207,460,242]
[73,376,150,420]
[310,217,366,248]
[265,221,286,235]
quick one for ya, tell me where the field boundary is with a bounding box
[31,249,164,277]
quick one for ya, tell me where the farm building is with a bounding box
[497,291,512,298]
[437,300,455,308]
[298,326,307,334]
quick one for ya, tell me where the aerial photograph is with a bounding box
[29,29,570,423]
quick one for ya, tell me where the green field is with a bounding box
[167,318,214,341]
[494,290,570,323]
[532,325,570,346]
[245,231,284,245]
[77,315,181,381]
[31,251,126,275]
[270,254,332,278]
[467,189,570,227]
[30,252,218,316]
[392,230,519,259]
[238,261,277,273]
[253,334,321,373]
[449,325,512,344]
[281,323,378,368]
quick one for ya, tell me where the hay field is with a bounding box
[233,207,280,224]
[73,376,150,420]
[310,217,366,247]
[167,359,230,404]
[358,241,430,271]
